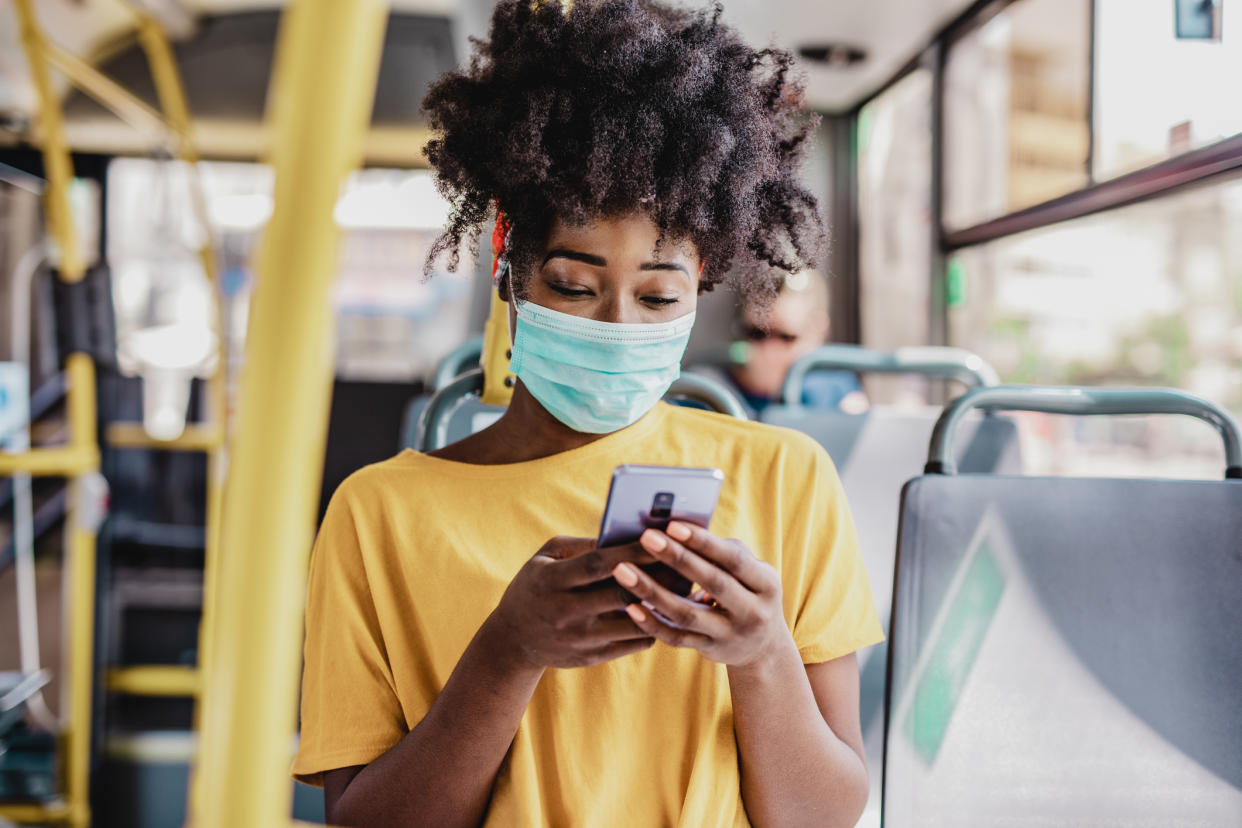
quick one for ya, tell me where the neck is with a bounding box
[470,381,612,464]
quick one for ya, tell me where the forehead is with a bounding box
[543,213,699,261]
[744,290,814,330]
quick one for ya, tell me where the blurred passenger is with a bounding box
[295,3,881,827]
[729,270,869,415]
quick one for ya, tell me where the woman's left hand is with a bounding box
[612,522,791,668]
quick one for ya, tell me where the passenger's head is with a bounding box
[731,270,830,400]
[420,0,825,316]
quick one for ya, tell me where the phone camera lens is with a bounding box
[651,492,674,519]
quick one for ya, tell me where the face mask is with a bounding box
[509,299,696,434]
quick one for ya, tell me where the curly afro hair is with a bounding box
[421,0,825,301]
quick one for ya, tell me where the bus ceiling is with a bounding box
[0,0,979,164]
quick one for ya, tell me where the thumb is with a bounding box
[536,535,598,561]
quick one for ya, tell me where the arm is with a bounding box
[323,536,658,828]
[325,615,544,827]
[729,650,868,828]
[615,523,869,828]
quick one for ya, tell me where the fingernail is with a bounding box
[613,563,639,587]
[625,603,646,623]
[640,529,667,552]
[666,522,692,541]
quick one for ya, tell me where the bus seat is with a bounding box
[402,388,503,451]
[883,387,1242,826]
[405,368,749,451]
[755,346,1018,828]
[432,336,484,391]
[760,344,1003,463]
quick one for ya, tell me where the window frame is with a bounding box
[833,0,1242,346]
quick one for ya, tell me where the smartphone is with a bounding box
[598,465,725,600]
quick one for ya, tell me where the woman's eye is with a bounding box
[642,296,680,306]
[549,284,594,298]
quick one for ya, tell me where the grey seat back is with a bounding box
[761,405,1019,632]
[405,368,750,451]
[759,348,1017,828]
[886,475,1242,826]
[884,387,1242,826]
[400,393,502,451]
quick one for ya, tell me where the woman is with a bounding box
[293,2,883,826]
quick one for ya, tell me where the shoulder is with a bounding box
[322,450,430,518]
[658,403,833,474]
[313,452,434,575]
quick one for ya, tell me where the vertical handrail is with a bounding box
[9,3,102,827]
[188,2,390,826]
[126,2,231,734]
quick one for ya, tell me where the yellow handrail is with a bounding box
[188,2,390,826]
[105,664,200,697]
[13,0,83,284]
[103,422,222,451]
[0,355,100,478]
[120,5,232,738]
[42,40,176,146]
[10,3,102,826]
[479,291,516,407]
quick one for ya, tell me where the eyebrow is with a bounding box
[543,248,690,275]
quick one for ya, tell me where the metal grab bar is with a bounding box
[433,336,485,390]
[669,371,749,420]
[419,369,485,451]
[781,345,1000,405]
[418,369,750,451]
[926,385,1242,479]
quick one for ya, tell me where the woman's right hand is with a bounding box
[485,536,659,669]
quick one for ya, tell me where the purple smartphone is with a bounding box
[597,465,725,604]
[597,464,725,547]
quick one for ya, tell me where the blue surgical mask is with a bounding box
[509,299,696,434]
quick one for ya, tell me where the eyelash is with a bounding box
[550,284,679,306]
[550,284,593,298]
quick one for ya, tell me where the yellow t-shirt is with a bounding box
[293,402,883,826]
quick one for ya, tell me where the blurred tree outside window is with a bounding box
[948,176,1242,479]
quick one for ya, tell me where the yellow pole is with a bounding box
[479,292,515,407]
[13,0,83,283]
[12,4,101,827]
[189,2,389,826]
[133,12,194,141]
[128,4,230,719]
[61,354,101,828]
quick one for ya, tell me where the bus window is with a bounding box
[858,69,933,405]
[947,175,1242,479]
[1095,0,1242,180]
[109,159,473,394]
[943,0,1091,230]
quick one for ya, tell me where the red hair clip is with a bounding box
[491,211,512,286]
